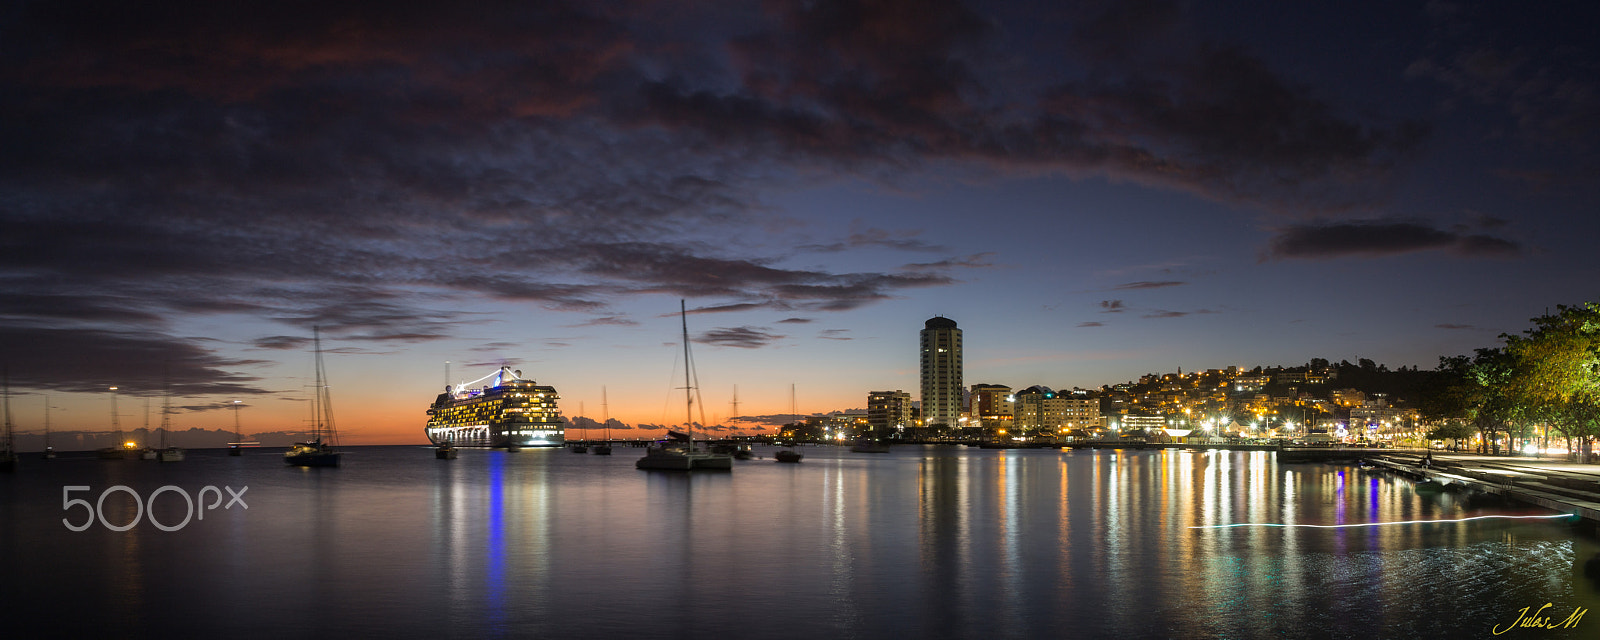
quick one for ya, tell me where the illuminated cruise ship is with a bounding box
[425,367,564,448]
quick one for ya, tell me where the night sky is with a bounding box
[2,1,1597,442]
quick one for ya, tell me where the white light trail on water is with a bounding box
[1190,513,1575,529]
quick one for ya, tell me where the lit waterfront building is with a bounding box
[867,390,913,437]
[1349,406,1419,439]
[919,316,963,430]
[1059,388,1100,432]
[1331,388,1366,407]
[1012,386,1065,435]
[970,384,1012,431]
[1117,414,1167,435]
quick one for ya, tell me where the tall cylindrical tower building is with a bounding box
[919,316,963,429]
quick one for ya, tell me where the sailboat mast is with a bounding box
[682,300,693,448]
[160,384,171,449]
[109,386,120,447]
[313,326,336,445]
[602,386,610,443]
[43,395,50,450]
[160,366,170,449]
[3,369,13,452]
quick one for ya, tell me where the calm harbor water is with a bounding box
[2,445,1597,639]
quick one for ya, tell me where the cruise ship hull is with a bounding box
[424,424,564,449]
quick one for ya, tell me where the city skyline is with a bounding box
[2,1,1598,443]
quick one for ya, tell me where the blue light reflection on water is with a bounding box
[1,446,1598,639]
[485,448,506,632]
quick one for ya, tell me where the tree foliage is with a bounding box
[1431,303,1600,461]
[1502,303,1600,461]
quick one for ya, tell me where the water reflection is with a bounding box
[2,446,1596,639]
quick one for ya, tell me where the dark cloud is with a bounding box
[568,316,640,327]
[0,326,269,396]
[686,303,774,315]
[1435,323,1476,330]
[253,335,310,350]
[566,416,635,431]
[173,401,238,414]
[902,253,996,271]
[1143,308,1217,319]
[579,243,954,311]
[1100,300,1125,312]
[730,413,806,429]
[1455,235,1521,257]
[0,2,989,396]
[818,329,852,341]
[682,0,1422,212]
[462,359,524,369]
[1263,219,1521,260]
[469,342,521,353]
[1472,215,1510,229]
[0,0,1459,394]
[1077,321,1105,328]
[1408,2,1600,153]
[697,326,785,349]
[1112,281,1186,290]
[776,317,813,324]
[798,225,947,253]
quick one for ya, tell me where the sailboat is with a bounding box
[569,404,588,455]
[709,386,753,459]
[592,388,612,455]
[1,371,17,472]
[96,386,135,460]
[229,400,244,456]
[775,384,803,463]
[156,379,184,463]
[431,362,455,459]
[42,395,55,460]
[139,398,157,460]
[285,327,342,467]
[636,301,733,471]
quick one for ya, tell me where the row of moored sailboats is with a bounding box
[2,329,341,472]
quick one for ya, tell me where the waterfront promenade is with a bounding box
[1369,451,1600,525]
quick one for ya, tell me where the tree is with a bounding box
[1425,422,1475,450]
[1430,349,1517,455]
[1503,303,1600,463]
